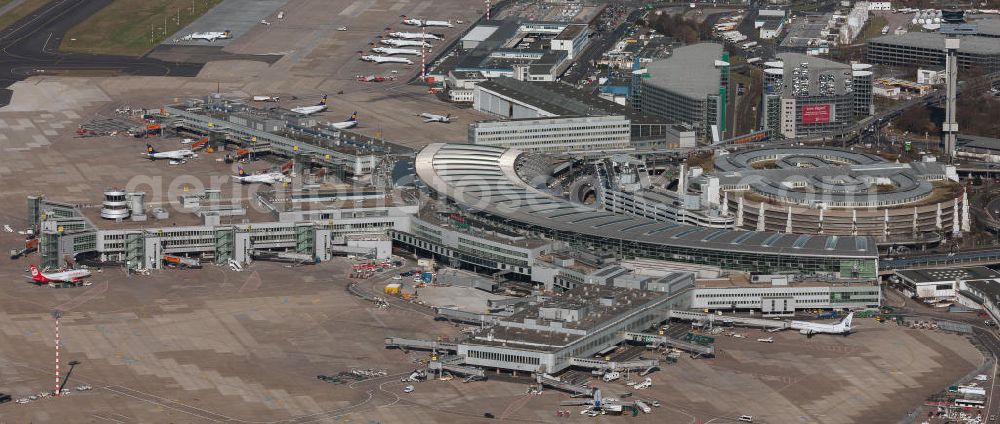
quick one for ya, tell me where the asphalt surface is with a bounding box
[0,0,218,106]
[884,288,1000,420]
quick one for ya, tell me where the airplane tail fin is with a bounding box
[842,312,854,330]
[319,95,328,106]
[29,265,44,282]
[238,167,247,177]
[146,144,156,155]
[349,112,357,122]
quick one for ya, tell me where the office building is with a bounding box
[473,77,673,142]
[468,116,631,154]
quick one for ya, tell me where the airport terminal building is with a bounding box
[706,147,966,246]
[411,143,879,280]
[691,280,881,313]
[29,189,415,271]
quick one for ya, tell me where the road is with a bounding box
[0,0,212,106]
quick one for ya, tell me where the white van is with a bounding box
[739,415,754,422]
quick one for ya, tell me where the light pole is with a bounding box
[52,310,62,396]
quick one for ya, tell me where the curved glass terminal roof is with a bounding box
[415,144,877,259]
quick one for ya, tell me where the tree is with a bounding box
[894,105,936,135]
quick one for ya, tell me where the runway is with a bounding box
[0,0,279,107]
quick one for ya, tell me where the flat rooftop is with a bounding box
[958,134,1000,153]
[966,279,1000,305]
[781,13,834,48]
[896,266,1000,284]
[468,285,669,351]
[868,32,1000,55]
[774,52,854,97]
[554,24,587,40]
[643,43,725,100]
[476,77,667,125]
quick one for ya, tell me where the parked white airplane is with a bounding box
[420,113,451,123]
[790,312,854,337]
[371,47,422,56]
[145,144,194,160]
[232,167,289,185]
[361,55,413,65]
[29,265,90,284]
[401,16,454,27]
[290,95,328,115]
[381,38,431,48]
[389,31,442,40]
[329,112,359,129]
[181,30,232,42]
[252,95,279,102]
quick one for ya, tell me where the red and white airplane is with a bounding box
[28,265,91,284]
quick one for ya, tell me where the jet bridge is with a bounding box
[536,374,593,396]
[568,357,659,371]
[427,358,486,378]
[621,331,715,357]
[384,337,458,352]
[668,310,789,330]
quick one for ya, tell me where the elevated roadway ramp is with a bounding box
[427,361,486,378]
[879,250,1000,274]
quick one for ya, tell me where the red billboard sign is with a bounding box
[801,104,833,124]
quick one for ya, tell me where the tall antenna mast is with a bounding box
[421,23,427,81]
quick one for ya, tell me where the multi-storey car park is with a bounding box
[866,32,1000,72]
[761,53,873,139]
[700,147,967,247]
[632,43,730,141]
[408,143,879,280]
